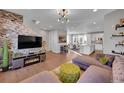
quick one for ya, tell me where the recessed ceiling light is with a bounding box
[93,9,98,12]
[93,22,96,24]
[61,21,64,23]
[32,20,40,24]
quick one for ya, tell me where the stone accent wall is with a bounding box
[0,10,23,23]
[0,18,42,55]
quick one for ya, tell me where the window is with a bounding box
[71,34,87,44]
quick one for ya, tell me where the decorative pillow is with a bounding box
[106,55,115,67]
[112,56,124,83]
[106,61,113,67]
[96,54,105,60]
[106,55,115,63]
[99,57,109,65]
[96,54,115,67]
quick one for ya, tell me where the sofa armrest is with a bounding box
[72,56,111,70]
[77,65,112,83]
[20,71,61,83]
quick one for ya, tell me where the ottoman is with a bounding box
[59,63,80,83]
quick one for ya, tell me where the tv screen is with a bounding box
[18,35,42,49]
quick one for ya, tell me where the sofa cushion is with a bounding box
[72,55,111,70]
[112,56,124,83]
[96,54,105,60]
[96,54,115,67]
[20,71,61,83]
[77,65,112,83]
[73,61,89,70]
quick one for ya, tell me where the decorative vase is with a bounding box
[2,39,9,71]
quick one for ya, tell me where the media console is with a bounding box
[11,52,46,69]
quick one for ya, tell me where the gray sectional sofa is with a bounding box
[21,65,112,83]
[20,71,61,83]
[20,55,124,83]
[77,65,112,83]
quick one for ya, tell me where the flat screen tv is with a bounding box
[18,35,42,49]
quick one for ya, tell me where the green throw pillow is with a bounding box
[99,57,109,65]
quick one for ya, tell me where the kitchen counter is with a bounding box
[79,44,95,55]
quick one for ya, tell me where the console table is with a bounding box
[11,52,46,69]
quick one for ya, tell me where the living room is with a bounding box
[0,9,124,84]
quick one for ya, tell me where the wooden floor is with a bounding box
[0,50,79,83]
[0,50,102,83]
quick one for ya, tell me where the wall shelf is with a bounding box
[112,34,124,37]
[115,24,124,30]
[115,44,124,47]
[112,21,124,55]
[112,50,124,55]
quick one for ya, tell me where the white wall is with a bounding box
[91,33,103,50]
[86,34,92,44]
[91,33,103,42]
[47,30,60,53]
[104,10,124,54]
[47,30,67,53]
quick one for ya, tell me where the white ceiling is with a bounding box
[6,9,115,32]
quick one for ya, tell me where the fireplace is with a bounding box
[24,54,40,66]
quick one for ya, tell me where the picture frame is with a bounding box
[58,35,66,43]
